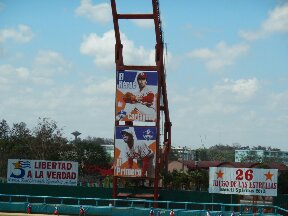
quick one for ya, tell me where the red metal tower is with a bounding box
[111,0,171,201]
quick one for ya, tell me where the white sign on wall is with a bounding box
[209,167,278,196]
[7,159,78,186]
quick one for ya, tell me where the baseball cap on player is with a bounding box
[137,72,147,80]
[121,127,136,138]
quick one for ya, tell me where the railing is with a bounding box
[0,194,287,216]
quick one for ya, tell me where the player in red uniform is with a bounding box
[79,205,85,216]
[54,206,59,215]
[27,203,32,214]
[149,207,154,216]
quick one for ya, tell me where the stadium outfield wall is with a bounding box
[0,183,287,209]
[0,194,288,216]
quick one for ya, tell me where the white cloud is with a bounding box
[80,30,155,68]
[132,20,154,29]
[166,75,288,149]
[0,50,72,97]
[33,50,72,77]
[75,0,111,24]
[214,78,260,99]
[31,77,54,86]
[83,78,115,95]
[170,78,260,119]
[187,41,249,71]
[197,103,240,115]
[0,63,55,91]
[239,31,265,41]
[0,46,6,58]
[80,30,115,68]
[0,64,14,76]
[0,2,5,12]
[43,86,72,98]
[16,67,30,79]
[122,38,155,66]
[240,3,288,41]
[0,76,9,92]
[0,25,34,43]
[34,51,69,67]
[263,4,288,32]
[0,65,26,92]
[189,49,215,59]
[267,91,288,112]
[170,87,240,117]
[0,52,73,100]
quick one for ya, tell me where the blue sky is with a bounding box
[1,0,288,151]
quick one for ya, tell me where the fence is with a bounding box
[0,194,287,216]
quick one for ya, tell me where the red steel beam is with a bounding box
[111,0,171,202]
[117,14,154,19]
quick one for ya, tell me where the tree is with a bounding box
[188,169,208,191]
[278,171,288,194]
[9,122,33,159]
[169,170,189,190]
[0,120,34,176]
[160,170,173,188]
[168,148,180,162]
[0,119,10,139]
[0,117,113,179]
[197,148,209,161]
[29,117,68,160]
[73,137,112,175]
[0,118,70,177]
[262,155,284,164]
[240,151,262,163]
[207,144,235,162]
[0,119,11,177]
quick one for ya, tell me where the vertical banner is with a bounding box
[115,70,158,122]
[114,126,156,178]
[209,167,278,196]
[7,159,78,186]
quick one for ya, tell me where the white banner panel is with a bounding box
[7,159,78,186]
[209,167,278,196]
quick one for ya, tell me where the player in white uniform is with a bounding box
[119,128,154,177]
[117,72,156,121]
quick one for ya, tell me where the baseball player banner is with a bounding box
[115,70,158,122]
[7,159,78,186]
[209,167,278,196]
[114,126,157,178]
